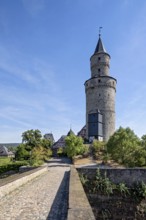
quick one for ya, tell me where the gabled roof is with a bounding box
[52,135,66,149]
[77,125,86,139]
[0,146,14,156]
[94,36,106,54]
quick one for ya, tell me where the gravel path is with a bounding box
[0,158,71,220]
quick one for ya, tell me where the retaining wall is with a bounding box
[77,167,146,186]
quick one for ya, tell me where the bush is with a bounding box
[57,148,67,157]
[29,159,44,167]
[30,146,52,165]
[91,140,105,159]
[0,160,29,175]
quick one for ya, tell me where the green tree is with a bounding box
[41,138,52,149]
[65,134,85,158]
[107,127,140,166]
[141,135,146,149]
[15,144,30,161]
[15,129,53,165]
[131,147,146,167]
[22,129,42,148]
[30,145,52,165]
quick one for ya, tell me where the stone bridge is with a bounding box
[0,158,95,220]
[1,157,146,219]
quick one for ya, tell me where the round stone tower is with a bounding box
[85,35,117,142]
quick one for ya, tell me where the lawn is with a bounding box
[0,157,11,166]
[0,157,28,175]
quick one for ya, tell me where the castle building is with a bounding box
[51,129,75,156]
[84,34,117,142]
[0,145,14,157]
[44,133,55,144]
[77,125,86,140]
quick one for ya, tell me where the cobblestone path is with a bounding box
[0,158,71,220]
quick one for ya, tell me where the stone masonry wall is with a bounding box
[90,52,110,77]
[77,168,146,186]
[85,76,116,141]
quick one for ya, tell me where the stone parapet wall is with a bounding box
[67,166,95,220]
[77,167,146,186]
[0,166,48,199]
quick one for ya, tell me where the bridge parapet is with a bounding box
[68,165,95,220]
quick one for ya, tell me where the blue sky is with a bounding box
[0,0,146,143]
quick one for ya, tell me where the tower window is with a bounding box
[98,79,101,83]
[98,57,101,61]
[98,68,100,72]
[99,94,101,96]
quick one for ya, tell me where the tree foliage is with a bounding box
[141,135,146,149]
[15,144,30,160]
[90,140,110,163]
[22,129,42,148]
[15,129,52,165]
[41,138,52,149]
[92,140,105,153]
[107,127,146,167]
[65,134,86,158]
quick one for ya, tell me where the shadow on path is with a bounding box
[46,171,70,220]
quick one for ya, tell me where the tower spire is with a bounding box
[94,27,106,54]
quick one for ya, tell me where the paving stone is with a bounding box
[0,158,70,220]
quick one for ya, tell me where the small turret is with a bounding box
[90,36,110,78]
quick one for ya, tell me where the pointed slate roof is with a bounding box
[67,129,75,136]
[52,135,66,149]
[94,36,106,54]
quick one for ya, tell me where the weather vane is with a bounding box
[99,27,103,37]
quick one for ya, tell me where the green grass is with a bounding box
[0,157,11,166]
[0,157,28,175]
